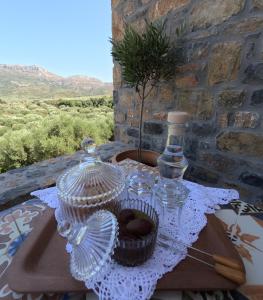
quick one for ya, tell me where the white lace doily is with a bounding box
[31,180,238,300]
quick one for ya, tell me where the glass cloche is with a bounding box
[56,139,126,223]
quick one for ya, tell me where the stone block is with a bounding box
[153,112,168,121]
[112,9,124,41]
[5,167,27,174]
[251,89,263,105]
[148,0,190,21]
[231,111,260,128]
[259,37,263,60]
[208,42,241,85]
[0,182,41,205]
[176,63,201,74]
[143,108,154,121]
[184,165,219,184]
[127,127,139,138]
[252,0,263,9]
[126,107,135,118]
[151,136,166,153]
[144,121,164,135]
[224,17,263,35]
[187,41,209,61]
[123,1,135,16]
[199,152,237,173]
[118,88,135,110]
[114,111,126,124]
[111,0,121,8]
[130,18,147,34]
[196,91,214,120]
[126,111,141,128]
[217,113,229,128]
[115,125,129,143]
[126,108,138,127]
[190,0,245,30]
[187,28,218,40]
[244,63,263,83]
[218,90,245,108]
[158,84,174,102]
[177,90,198,115]
[134,139,151,150]
[192,122,216,137]
[199,141,211,150]
[175,75,198,88]
[184,137,198,161]
[113,63,122,89]
[177,90,211,116]
[240,172,263,188]
[113,90,119,105]
[114,125,120,140]
[216,131,263,157]
[127,103,152,126]
[131,119,140,128]
[141,0,151,4]
[26,169,46,178]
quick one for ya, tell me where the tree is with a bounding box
[111,22,177,161]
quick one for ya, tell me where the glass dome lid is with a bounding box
[57,160,125,207]
[57,210,119,282]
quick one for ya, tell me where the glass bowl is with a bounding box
[113,198,159,267]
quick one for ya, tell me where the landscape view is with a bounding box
[0,64,113,173]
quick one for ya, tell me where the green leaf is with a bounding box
[110,22,178,93]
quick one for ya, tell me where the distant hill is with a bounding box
[0,64,113,100]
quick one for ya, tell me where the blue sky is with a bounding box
[0,0,113,82]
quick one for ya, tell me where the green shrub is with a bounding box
[0,126,8,135]
[0,111,113,173]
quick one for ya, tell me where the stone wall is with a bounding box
[112,0,263,204]
[0,142,129,210]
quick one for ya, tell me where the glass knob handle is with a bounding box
[81,137,96,155]
[80,137,100,164]
[57,221,88,246]
[57,220,72,238]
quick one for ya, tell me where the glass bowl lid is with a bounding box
[58,210,118,282]
[57,161,125,207]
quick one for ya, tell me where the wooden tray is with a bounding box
[7,208,245,293]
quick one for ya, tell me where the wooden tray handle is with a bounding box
[213,255,243,271]
[214,263,246,285]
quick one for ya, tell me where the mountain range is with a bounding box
[0,64,113,100]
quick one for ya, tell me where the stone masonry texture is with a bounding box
[112,0,263,205]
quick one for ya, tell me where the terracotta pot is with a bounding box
[111,149,160,167]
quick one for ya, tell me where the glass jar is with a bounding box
[154,112,190,224]
[56,139,126,224]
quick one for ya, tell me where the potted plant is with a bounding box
[111,22,177,166]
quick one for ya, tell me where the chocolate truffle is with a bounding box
[126,219,153,236]
[118,209,135,224]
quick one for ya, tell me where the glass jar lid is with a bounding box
[57,161,125,207]
[58,210,119,282]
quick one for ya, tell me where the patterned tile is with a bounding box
[216,210,263,285]
[230,200,263,216]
